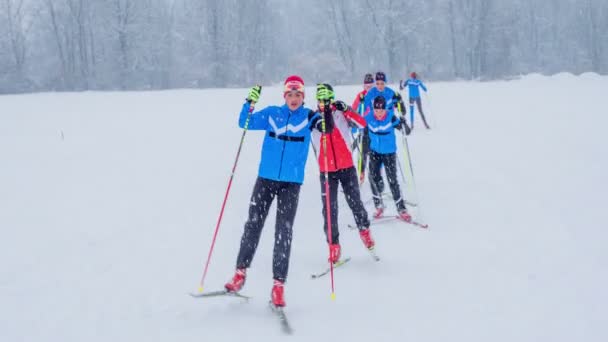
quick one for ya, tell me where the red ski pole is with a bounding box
[197,86,261,293]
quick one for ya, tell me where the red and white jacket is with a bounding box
[311,107,366,173]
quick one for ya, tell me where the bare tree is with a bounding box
[3,0,29,89]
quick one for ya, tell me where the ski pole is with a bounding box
[356,99,365,177]
[319,100,336,300]
[400,131,421,210]
[197,86,261,293]
[396,148,408,188]
[423,92,435,129]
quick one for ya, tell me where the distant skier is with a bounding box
[364,95,412,221]
[224,75,325,308]
[364,71,407,123]
[351,73,374,115]
[351,73,374,184]
[400,72,429,129]
[312,83,375,263]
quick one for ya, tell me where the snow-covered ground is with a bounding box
[1,74,607,341]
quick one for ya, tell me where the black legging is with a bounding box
[236,177,300,282]
[368,151,406,212]
[409,97,430,128]
[320,167,370,244]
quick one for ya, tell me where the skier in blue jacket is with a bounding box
[224,75,325,308]
[364,95,412,222]
[400,72,429,129]
[360,71,407,185]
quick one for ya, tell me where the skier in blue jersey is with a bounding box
[360,71,407,184]
[364,95,412,221]
[400,72,429,130]
[224,75,325,308]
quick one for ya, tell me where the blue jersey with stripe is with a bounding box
[363,111,401,154]
[404,78,427,98]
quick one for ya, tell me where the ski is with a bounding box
[347,216,398,230]
[367,247,381,261]
[395,216,429,229]
[310,257,351,279]
[269,302,294,335]
[363,193,418,207]
[349,216,429,229]
[189,290,251,300]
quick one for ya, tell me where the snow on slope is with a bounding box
[1,74,607,342]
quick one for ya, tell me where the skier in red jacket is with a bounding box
[312,83,375,263]
[351,73,374,115]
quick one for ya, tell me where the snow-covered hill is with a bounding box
[1,74,607,341]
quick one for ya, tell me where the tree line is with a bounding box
[1,0,607,94]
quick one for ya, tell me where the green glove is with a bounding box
[247,85,262,103]
[316,83,335,102]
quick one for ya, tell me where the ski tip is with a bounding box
[331,292,336,301]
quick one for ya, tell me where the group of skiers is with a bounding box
[222,72,429,308]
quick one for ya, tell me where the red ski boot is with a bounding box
[398,209,412,222]
[329,243,341,264]
[224,268,246,292]
[359,228,375,250]
[373,207,384,219]
[271,280,286,307]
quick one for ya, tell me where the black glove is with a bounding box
[311,105,334,133]
[334,100,348,112]
[399,80,404,91]
[319,105,335,133]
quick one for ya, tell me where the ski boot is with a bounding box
[271,280,286,307]
[329,243,341,264]
[224,268,246,292]
[398,209,412,222]
[373,206,384,219]
[359,228,375,250]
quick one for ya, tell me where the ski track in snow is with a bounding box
[1,74,607,341]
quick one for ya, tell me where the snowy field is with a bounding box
[1,74,607,341]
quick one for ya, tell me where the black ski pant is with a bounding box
[409,97,430,128]
[368,151,406,212]
[320,167,370,244]
[235,177,300,282]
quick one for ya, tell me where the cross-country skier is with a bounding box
[364,71,406,118]
[224,75,325,308]
[364,95,412,221]
[312,83,375,263]
[362,71,407,187]
[400,72,429,129]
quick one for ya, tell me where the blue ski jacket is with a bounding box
[364,111,402,154]
[363,86,399,115]
[239,102,319,184]
[403,78,427,98]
